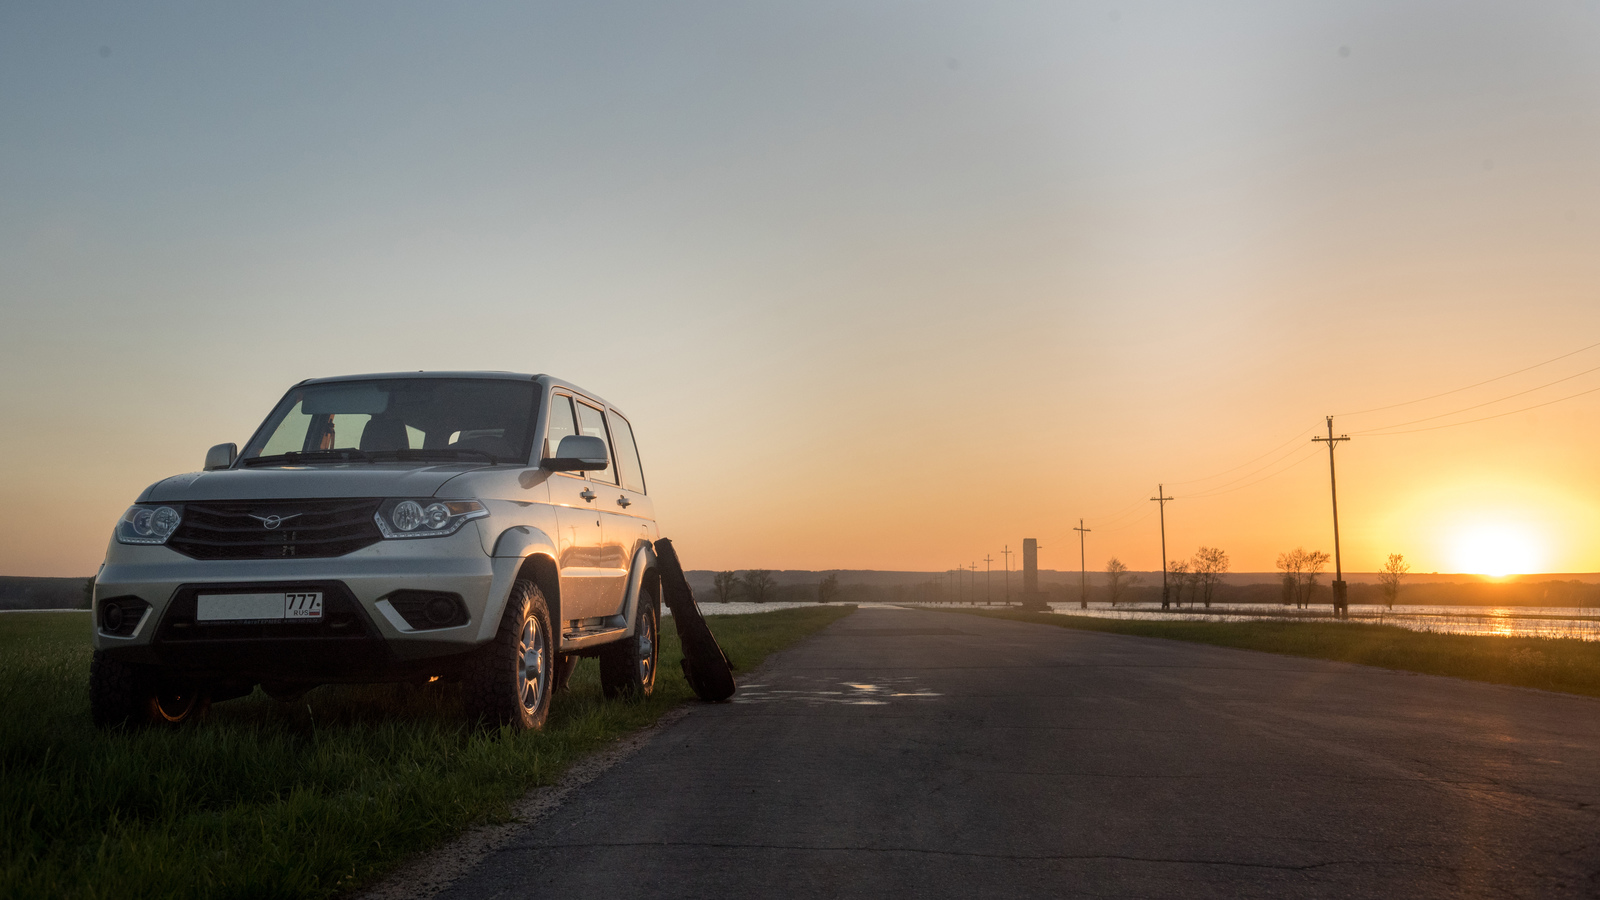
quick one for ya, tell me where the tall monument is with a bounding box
[1023,539,1039,595]
[1021,538,1047,610]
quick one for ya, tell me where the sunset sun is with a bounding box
[1449,524,1544,578]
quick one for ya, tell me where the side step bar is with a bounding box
[561,625,628,650]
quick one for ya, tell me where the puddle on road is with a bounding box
[734,675,943,706]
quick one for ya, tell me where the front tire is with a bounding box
[90,652,209,728]
[463,580,554,730]
[600,591,658,699]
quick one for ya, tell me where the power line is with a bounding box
[1085,424,1350,533]
[1097,506,1157,533]
[1092,427,1318,526]
[1165,428,1316,486]
[1089,489,1159,527]
[1184,446,1323,498]
[1335,337,1600,418]
[1352,362,1600,434]
[1360,381,1600,436]
[1179,439,1321,497]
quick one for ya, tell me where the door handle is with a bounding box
[617,496,631,508]
[580,489,596,502]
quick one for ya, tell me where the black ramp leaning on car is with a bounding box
[651,538,735,702]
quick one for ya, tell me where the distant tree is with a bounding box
[1105,558,1130,606]
[81,577,95,610]
[818,572,840,604]
[1307,551,1331,602]
[713,571,739,603]
[1280,547,1331,608]
[1276,549,1305,607]
[1192,547,1230,608]
[741,569,776,603]
[1276,547,1328,609]
[1378,553,1410,609]
[1184,568,1203,608]
[1167,559,1190,608]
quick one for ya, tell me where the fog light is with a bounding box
[103,602,124,631]
[425,596,458,626]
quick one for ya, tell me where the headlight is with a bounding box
[116,504,184,545]
[374,499,488,539]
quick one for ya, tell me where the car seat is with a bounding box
[359,416,410,452]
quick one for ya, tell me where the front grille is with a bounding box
[168,499,384,560]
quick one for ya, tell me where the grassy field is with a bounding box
[947,608,1600,699]
[0,605,853,900]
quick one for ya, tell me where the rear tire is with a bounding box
[463,580,554,730]
[600,591,658,700]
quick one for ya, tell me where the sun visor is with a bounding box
[302,384,391,415]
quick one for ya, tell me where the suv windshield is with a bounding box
[240,378,540,466]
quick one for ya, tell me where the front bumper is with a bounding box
[92,525,523,681]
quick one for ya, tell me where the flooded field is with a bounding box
[1038,602,1600,641]
[666,599,1600,640]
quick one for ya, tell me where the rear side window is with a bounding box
[545,395,578,461]
[575,401,616,484]
[607,412,646,494]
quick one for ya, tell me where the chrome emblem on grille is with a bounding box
[247,513,302,530]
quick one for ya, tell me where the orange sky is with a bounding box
[3,2,1599,577]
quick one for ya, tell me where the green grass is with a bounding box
[945,608,1600,698]
[0,605,853,900]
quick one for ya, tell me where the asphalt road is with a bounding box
[438,606,1600,899]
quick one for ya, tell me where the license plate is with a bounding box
[196,592,323,622]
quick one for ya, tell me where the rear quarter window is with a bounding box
[607,411,646,494]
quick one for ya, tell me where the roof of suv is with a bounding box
[295,371,620,417]
[301,371,540,384]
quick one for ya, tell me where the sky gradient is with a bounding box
[4,1,1600,577]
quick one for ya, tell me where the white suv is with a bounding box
[90,372,659,730]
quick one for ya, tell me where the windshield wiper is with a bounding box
[366,448,501,466]
[240,449,376,468]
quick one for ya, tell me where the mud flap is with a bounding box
[653,538,736,702]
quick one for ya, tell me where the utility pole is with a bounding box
[1151,485,1174,610]
[983,554,994,605]
[969,562,978,606]
[1313,417,1351,618]
[1073,519,1091,609]
[1001,545,1013,605]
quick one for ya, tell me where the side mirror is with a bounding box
[540,435,608,472]
[204,443,237,471]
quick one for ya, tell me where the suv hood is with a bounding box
[139,465,484,503]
